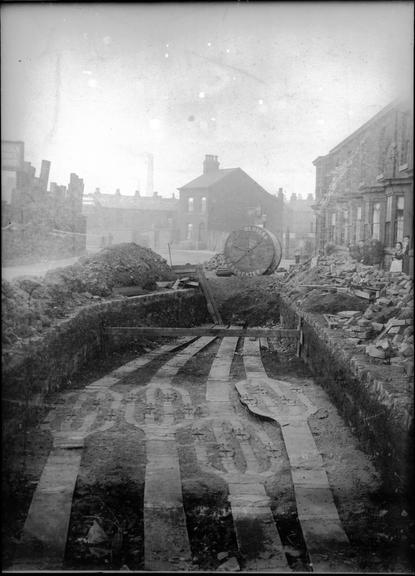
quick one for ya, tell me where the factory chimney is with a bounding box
[144,153,154,196]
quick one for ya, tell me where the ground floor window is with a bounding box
[394,196,405,243]
[372,202,381,240]
[186,223,193,240]
[355,206,362,242]
[329,213,336,242]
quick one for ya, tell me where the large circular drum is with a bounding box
[224,225,282,277]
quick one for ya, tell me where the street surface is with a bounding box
[2,248,294,281]
[7,332,410,572]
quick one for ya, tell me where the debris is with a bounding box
[217,556,240,571]
[365,345,386,359]
[217,551,229,561]
[86,520,109,545]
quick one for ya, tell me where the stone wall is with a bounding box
[280,295,413,496]
[2,290,208,437]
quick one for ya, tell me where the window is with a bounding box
[394,196,404,243]
[186,223,193,240]
[330,212,336,242]
[372,202,381,240]
[201,196,207,213]
[354,206,363,243]
[188,197,194,212]
[385,195,392,246]
[386,195,392,222]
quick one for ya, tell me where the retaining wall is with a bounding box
[280,295,414,496]
[2,289,208,434]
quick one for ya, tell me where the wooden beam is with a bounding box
[196,265,223,324]
[105,326,300,339]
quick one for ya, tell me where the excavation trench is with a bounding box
[3,278,414,572]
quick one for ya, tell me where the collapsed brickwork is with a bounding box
[2,157,86,264]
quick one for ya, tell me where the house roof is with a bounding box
[82,193,178,211]
[177,168,239,190]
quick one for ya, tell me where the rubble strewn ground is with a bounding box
[2,243,173,349]
[281,249,414,376]
[203,253,227,270]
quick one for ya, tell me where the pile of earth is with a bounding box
[2,243,173,348]
[208,276,283,325]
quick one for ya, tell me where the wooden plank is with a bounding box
[201,334,289,570]
[105,326,300,339]
[239,342,352,572]
[12,450,83,570]
[124,335,217,572]
[196,265,222,324]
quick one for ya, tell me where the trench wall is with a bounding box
[280,295,414,495]
[2,289,208,437]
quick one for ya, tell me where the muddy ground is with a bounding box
[2,276,414,572]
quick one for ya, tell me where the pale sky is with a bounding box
[1,2,413,198]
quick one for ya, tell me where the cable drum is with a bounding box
[224,225,282,277]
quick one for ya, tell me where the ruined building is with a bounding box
[2,150,86,263]
[177,155,284,251]
[313,99,413,273]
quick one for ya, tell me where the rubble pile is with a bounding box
[2,243,173,347]
[281,252,413,373]
[203,253,227,270]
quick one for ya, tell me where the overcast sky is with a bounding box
[1,2,413,199]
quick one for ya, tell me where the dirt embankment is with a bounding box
[208,276,283,326]
[2,243,173,351]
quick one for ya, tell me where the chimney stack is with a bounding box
[203,154,220,174]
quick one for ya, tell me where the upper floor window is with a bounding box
[201,196,207,213]
[188,197,194,212]
[356,206,362,221]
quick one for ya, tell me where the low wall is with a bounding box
[280,295,414,496]
[2,289,208,434]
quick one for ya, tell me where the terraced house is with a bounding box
[313,99,413,275]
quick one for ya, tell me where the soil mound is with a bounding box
[45,243,173,296]
[2,243,173,347]
[301,291,367,314]
[208,276,282,326]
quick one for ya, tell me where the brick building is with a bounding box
[82,189,178,251]
[282,190,316,259]
[313,99,413,273]
[177,155,284,251]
